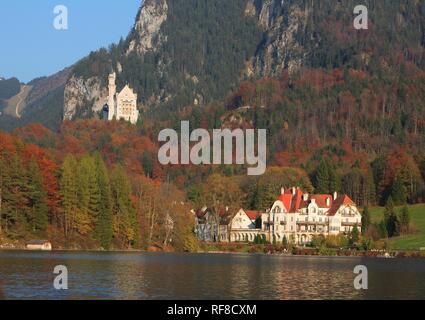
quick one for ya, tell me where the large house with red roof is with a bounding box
[193,187,361,245]
[261,187,362,245]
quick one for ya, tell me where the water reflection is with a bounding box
[0,251,424,300]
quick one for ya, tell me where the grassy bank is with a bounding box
[370,204,425,250]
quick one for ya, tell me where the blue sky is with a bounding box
[0,1,142,83]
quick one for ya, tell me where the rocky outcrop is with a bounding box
[246,0,309,76]
[63,0,169,120]
[63,0,312,120]
[63,75,107,120]
[126,0,168,55]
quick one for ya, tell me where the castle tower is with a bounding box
[108,72,116,120]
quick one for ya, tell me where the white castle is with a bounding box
[106,72,139,124]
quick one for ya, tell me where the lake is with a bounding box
[0,251,424,300]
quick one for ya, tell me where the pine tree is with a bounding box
[95,154,113,250]
[399,205,410,234]
[350,225,360,245]
[60,155,79,239]
[4,156,29,232]
[384,197,400,238]
[111,165,139,248]
[78,156,101,235]
[257,182,277,211]
[27,159,48,234]
[315,160,340,194]
[365,167,376,206]
[378,220,388,239]
[361,206,371,235]
[329,168,340,195]
[390,176,407,205]
[315,160,330,194]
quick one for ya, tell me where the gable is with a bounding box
[231,209,256,229]
[117,85,136,100]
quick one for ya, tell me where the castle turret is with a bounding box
[108,72,116,120]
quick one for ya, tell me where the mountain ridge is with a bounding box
[0,0,424,134]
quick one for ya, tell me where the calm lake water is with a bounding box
[0,251,424,300]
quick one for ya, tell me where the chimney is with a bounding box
[292,187,296,195]
[326,197,331,206]
[303,194,309,201]
[333,192,338,200]
[281,187,285,195]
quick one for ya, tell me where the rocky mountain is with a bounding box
[1,0,424,131]
[62,0,425,122]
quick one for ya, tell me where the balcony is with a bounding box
[297,221,327,226]
[296,228,327,233]
[341,222,362,227]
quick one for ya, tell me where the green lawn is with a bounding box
[370,204,425,250]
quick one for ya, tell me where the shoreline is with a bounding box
[0,247,424,259]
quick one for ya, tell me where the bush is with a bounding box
[311,235,326,248]
[325,234,349,248]
[319,246,337,256]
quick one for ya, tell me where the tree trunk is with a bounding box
[148,197,156,245]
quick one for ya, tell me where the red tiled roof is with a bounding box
[292,188,304,211]
[245,210,259,221]
[277,194,293,212]
[276,187,357,216]
[311,195,333,208]
[327,195,355,215]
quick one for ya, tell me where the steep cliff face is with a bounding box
[246,0,308,76]
[61,0,425,122]
[126,0,168,55]
[63,76,107,120]
[63,0,315,120]
[64,0,169,120]
[63,0,262,120]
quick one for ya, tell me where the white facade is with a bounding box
[229,209,260,242]
[193,188,362,245]
[261,187,362,245]
[107,72,139,124]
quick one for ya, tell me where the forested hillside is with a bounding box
[0,0,425,249]
[69,0,262,117]
[0,77,20,100]
[0,122,197,250]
